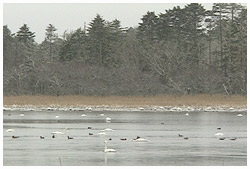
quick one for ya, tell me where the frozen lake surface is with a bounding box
[3,110,247,166]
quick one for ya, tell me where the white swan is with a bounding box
[214,132,224,136]
[104,141,116,152]
[106,117,111,122]
[237,113,243,117]
[81,114,86,117]
[6,129,15,132]
[97,132,106,136]
[101,128,114,132]
[19,113,24,117]
[55,115,59,118]
[100,113,105,116]
[185,113,189,116]
[51,128,69,135]
[132,136,150,142]
[86,107,92,111]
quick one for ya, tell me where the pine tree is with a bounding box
[16,24,35,44]
[222,4,246,94]
[156,11,172,41]
[45,24,58,57]
[183,3,206,66]
[3,25,15,70]
[59,28,87,61]
[105,19,126,66]
[87,14,109,65]
[138,11,159,42]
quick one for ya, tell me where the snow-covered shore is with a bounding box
[3,104,247,112]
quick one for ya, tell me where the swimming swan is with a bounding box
[101,128,114,132]
[104,140,116,152]
[97,132,106,136]
[51,128,69,135]
[106,117,111,122]
[6,129,15,132]
[214,132,224,136]
[132,136,150,142]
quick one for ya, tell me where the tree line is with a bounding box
[3,3,247,96]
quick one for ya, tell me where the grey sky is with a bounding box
[3,3,214,43]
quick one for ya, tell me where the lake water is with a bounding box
[3,110,247,166]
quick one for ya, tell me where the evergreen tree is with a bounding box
[168,6,186,40]
[204,10,216,65]
[138,11,159,42]
[3,25,15,70]
[221,4,246,94]
[157,9,176,41]
[87,14,110,65]
[108,19,125,42]
[182,3,206,65]
[59,28,87,61]
[3,25,13,57]
[45,24,58,57]
[105,19,126,66]
[166,6,186,59]
[16,24,35,44]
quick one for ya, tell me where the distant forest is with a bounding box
[3,3,247,96]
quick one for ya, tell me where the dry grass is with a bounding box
[3,95,246,107]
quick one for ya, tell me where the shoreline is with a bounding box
[3,104,247,113]
[3,95,247,112]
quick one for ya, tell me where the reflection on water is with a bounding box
[3,110,247,166]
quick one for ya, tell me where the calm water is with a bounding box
[3,110,247,166]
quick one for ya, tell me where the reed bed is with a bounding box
[3,95,246,107]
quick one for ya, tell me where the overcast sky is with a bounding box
[3,3,215,43]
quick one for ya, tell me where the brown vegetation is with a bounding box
[3,95,246,107]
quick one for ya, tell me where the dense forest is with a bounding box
[3,3,247,96]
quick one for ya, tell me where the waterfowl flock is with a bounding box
[4,110,244,155]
